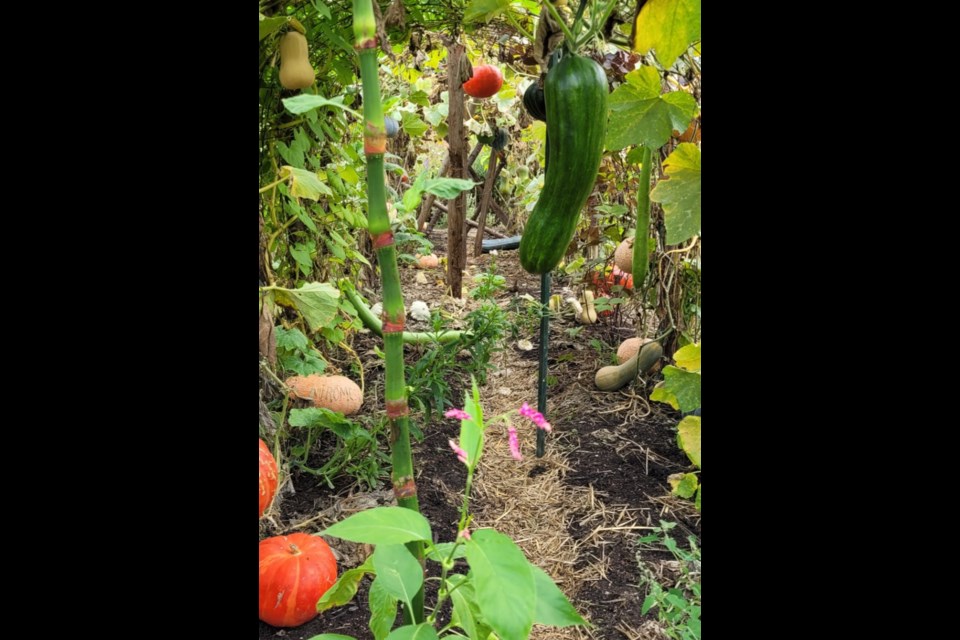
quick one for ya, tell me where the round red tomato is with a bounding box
[259,533,338,627]
[259,439,278,519]
[462,65,503,98]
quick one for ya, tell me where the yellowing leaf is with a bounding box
[673,342,701,371]
[650,384,679,410]
[677,415,701,468]
[634,0,701,69]
[668,472,699,499]
[281,166,333,201]
[651,143,700,244]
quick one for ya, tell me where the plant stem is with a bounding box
[353,0,423,623]
[542,1,577,53]
[633,146,652,284]
[537,272,550,457]
[504,10,534,41]
[343,285,470,344]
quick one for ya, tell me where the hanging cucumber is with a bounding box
[519,52,607,274]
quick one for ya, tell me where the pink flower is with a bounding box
[519,402,552,432]
[445,408,471,421]
[508,426,523,461]
[448,439,469,465]
[458,528,472,541]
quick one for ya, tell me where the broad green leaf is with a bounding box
[447,574,479,638]
[662,365,700,412]
[425,542,467,562]
[634,0,701,68]
[459,380,484,466]
[651,143,701,244]
[606,67,697,150]
[339,165,361,185]
[311,0,332,20]
[282,166,333,201]
[402,171,429,212]
[289,408,356,439]
[275,326,309,352]
[307,636,357,640]
[316,556,374,612]
[673,342,701,371]
[372,545,424,607]
[384,624,439,640]
[283,94,361,118]
[531,565,587,627]
[285,282,340,331]
[400,111,429,137]
[677,416,701,468]
[668,472,699,499]
[322,506,432,545]
[423,177,476,199]
[409,90,431,107]
[288,242,315,276]
[368,577,398,640]
[463,0,512,24]
[466,529,536,640]
[650,384,679,410]
[259,15,288,41]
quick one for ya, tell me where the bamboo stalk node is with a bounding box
[386,399,410,417]
[393,476,417,499]
[370,230,394,248]
[382,318,406,333]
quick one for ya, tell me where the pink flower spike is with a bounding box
[519,403,552,432]
[508,426,523,461]
[449,439,469,465]
[445,408,471,421]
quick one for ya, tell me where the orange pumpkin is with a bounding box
[259,439,278,519]
[259,533,338,627]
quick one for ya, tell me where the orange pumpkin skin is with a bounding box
[258,533,338,627]
[259,439,278,519]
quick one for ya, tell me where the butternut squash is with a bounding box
[279,31,315,90]
[595,341,663,391]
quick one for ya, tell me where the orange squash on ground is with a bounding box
[259,439,278,518]
[286,374,363,415]
[259,533,337,627]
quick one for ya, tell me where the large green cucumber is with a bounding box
[519,53,607,274]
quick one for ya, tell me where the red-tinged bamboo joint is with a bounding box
[386,399,411,419]
[370,230,394,249]
[393,476,417,499]
[382,317,405,333]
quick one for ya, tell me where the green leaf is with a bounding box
[445,574,479,637]
[289,408,356,439]
[531,565,587,627]
[425,542,467,562]
[288,242,314,276]
[651,143,701,244]
[650,384,679,410]
[402,171,429,212]
[259,15,288,41]
[311,0,332,19]
[322,506,433,545]
[677,415,701,468]
[400,111,429,137]
[668,472,699,499]
[459,380,484,466]
[465,529,536,640]
[673,342,701,371]
[662,365,700,412]
[285,282,340,331]
[282,166,333,201]
[695,484,701,511]
[368,577,398,640]
[409,90,431,107]
[606,67,697,150]
[283,94,361,118]
[307,636,357,640]
[275,326,310,352]
[641,593,658,615]
[372,545,423,609]
[316,556,374,612]
[383,624,438,640]
[423,177,476,199]
[463,0,512,24]
[634,0,702,68]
